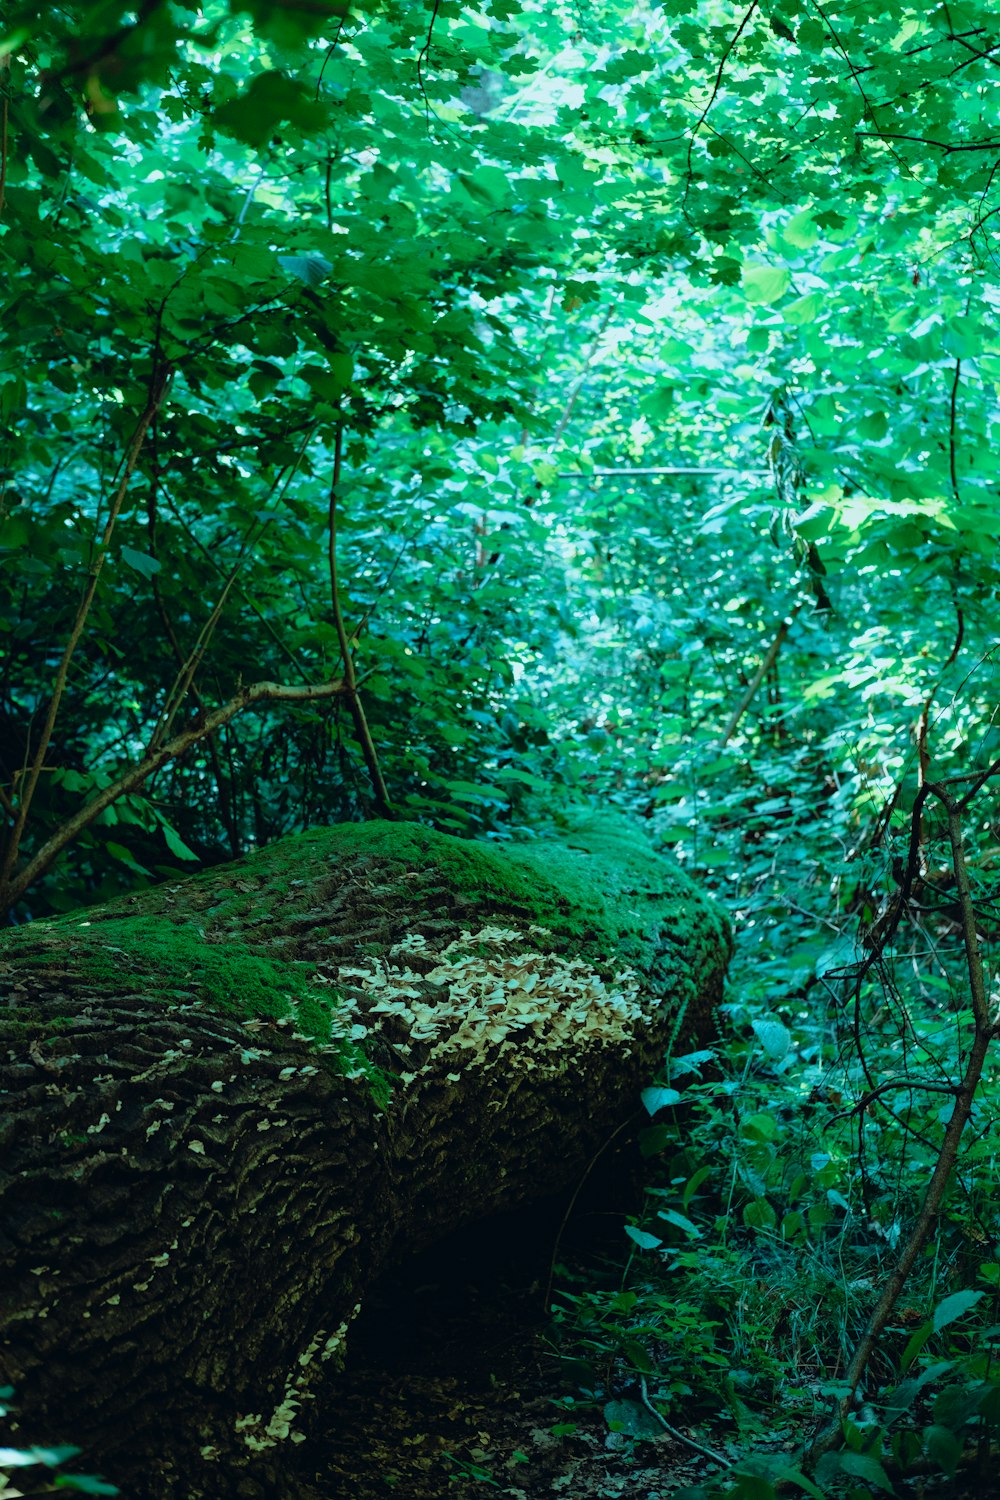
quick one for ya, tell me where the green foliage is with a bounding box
[4,0,999,915]
[0,1388,118,1496]
[5,0,1000,1492]
[553,763,1000,1492]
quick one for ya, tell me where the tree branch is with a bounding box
[0,368,171,894]
[0,51,10,224]
[328,424,392,816]
[718,605,801,746]
[856,130,1000,152]
[807,775,998,1467]
[0,675,348,910]
[549,304,616,451]
[683,0,759,211]
[948,356,962,503]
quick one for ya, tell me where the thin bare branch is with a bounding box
[1,675,348,908]
[0,367,171,892]
[718,605,802,747]
[328,424,392,816]
[808,780,995,1465]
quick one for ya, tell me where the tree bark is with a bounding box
[0,818,731,1498]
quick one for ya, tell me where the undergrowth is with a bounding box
[552,785,1000,1499]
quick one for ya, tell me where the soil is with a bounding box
[305,1199,733,1500]
[302,1199,1000,1500]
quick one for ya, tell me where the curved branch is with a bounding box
[0,369,171,894]
[808,775,999,1468]
[328,424,391,815]
[1,675,347,910]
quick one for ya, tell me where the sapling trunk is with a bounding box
[807,779,998,1465]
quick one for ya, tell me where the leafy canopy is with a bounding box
[0,0,997,919]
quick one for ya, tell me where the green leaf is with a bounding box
[932,1288,984,1332]
[640,1085,682,1115]
[741,1111,779,1141]
[782,293,823,325]
[742,265,792,305]
[836,1450,894,1492]
[681,1165,713,1211]
[638,1123,673,1158]
[641,386,675,421]
[54,1477,120,1495]
[624,1225,662,1250]
[326,352,353,389]
[773,1471,824,1500]
[119,545,161,579]
[212,70,316,147]
[743,1199,777,1231]
[857,411,889,441]
[0,375,27,422]
[751,1018,791,1061]
[780,1210,806,1243]
[923,1424,962,1477]
[603,1398,663,1439]
[278,253,333,289]
[657,1206,700,1237]
[162,824,199,861]
[729,1477,777,1500]
[0,1447,81,1468]
[669,1050,716,1080]
[782,209,820,249]
[105,841,152,876]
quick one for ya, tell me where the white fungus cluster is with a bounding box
[332,925,646,1081]
[232,1305,359,1452]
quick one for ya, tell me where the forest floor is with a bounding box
[304,1200,1000,1500]
[305,1201,744,1500]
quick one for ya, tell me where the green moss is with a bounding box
[0,815,730,1084]
[266,813,730,981]
[20,918,330,1038]
[0,1007,75,1042]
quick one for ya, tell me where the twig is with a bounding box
[805,0,906,173]
[0,51,10,224]
[718,605,802,746]
[543,1114,638,1315]
[825,1077,961,1127]
[416,0,442,122]
[146,476,241,858]
[315,16,347,99]
[0,367,171,894]
[948,357,962,502]
[549,305,616,451]
[148,426,316,756]
[638,1376,727,1465]
[0,675,349,908]
[807,775,1000,1465]
[682,1,759,212]
[328,423,392,816]
[855,131,1000,153]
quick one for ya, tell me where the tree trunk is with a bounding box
[0,817,731,1498]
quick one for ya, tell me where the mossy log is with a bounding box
[0,818,731,1499]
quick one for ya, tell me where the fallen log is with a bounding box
[0,816,731,1498]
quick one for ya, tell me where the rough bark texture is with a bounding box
[0,816,731,1499]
